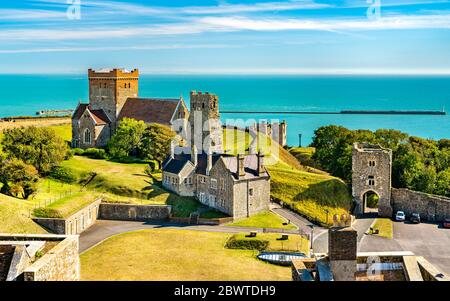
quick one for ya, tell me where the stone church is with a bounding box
[72,68,189,148]
[162,91,271,219]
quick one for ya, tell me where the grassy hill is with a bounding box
[224,129,352,226]
[0,194,47,234]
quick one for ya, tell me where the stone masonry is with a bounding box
[352,142,393,217]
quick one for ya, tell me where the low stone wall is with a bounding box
[391,188,450,222]
[23,236,80,281]
[33,199,101,235]
[99,203,172,221]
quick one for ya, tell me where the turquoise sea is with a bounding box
[1,75,450,146]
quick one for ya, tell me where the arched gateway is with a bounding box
[352,143,393,217]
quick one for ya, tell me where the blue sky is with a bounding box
[0,0,450,74]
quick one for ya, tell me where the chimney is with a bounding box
[191,145,198,166]
[257,151,265,176]
[170,140,175,159]
[207,152,212,176]
[237,154,246,179]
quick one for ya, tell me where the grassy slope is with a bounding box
[226,211,297,230]
[80,229,292,281]
[224,129,352,226]
[0,194,47,234]
[267,162,352,226]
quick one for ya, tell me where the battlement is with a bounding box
[190,91,218,98]
[88,68,139,78]
[353,142,391,153]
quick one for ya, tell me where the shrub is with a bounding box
[225,235,269,251]
[49,166,77,184]
[72,148,85,156]
[82,148,108,159]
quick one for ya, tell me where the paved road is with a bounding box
[312,216,376,253]
[79,220,302,253]
[360,221,450,275]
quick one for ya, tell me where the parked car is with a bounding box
[443,218,450,229]
[410,213,421,224]
[395,211,406,222]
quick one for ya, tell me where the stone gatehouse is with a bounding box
[352,142,393,217]
[352,142,450,221]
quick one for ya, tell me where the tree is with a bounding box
[107,118,146,159]
[1,126,69,174]
[139,123,176,169]
[0,158,39,199]
[435,169,450,197]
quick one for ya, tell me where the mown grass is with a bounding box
[226,211,297,230]
[371,218,394,239]
[80,229,292,281]
[267,162,352,227]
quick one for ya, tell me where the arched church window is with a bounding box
[84,129,91,144]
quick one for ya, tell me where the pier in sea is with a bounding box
[220,109,446,116]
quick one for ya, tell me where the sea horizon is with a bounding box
[1,74,449,146]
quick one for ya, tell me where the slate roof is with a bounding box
[163,153,269,180]
[118,98,180,125]
[72,103,111,126]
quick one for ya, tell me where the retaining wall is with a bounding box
[391,188,450,221]
[33,199,101,235]
[99,203,172,221]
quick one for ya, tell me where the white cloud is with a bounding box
[0,43,239,54]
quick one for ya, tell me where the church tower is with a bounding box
[88,68,139,129]
[189,91,223,154]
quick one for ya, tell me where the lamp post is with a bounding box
[325,209,330,228]
[308,224,314,256]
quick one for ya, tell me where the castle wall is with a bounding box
[99,203,172,221]
[391,188,450,222]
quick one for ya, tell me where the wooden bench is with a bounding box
[249,231,257,237]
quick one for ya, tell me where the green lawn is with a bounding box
[267,162,352,227]
[289,147,317,167]
[226,211,297,230]
[370,218,394,239]
[33,191,99,218]
[80,229,292,281]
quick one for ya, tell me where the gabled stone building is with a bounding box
[72,68,188,149]
[162,91,271,218]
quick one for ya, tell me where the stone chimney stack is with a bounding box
[328,220,357,281]
[207,151,212,176]
[191,145,198,166]
[237,154,246,179]
[257,151,265,176]
[170,141,175,159]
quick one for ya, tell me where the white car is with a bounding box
[395,211,406,222]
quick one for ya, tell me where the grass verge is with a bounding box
[226,211,297,230]
[370,218,394,239]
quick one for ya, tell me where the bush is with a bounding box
[82,148,108,159]
[72,148,85,156]
[49,166,77,184]
[225,235,269,251]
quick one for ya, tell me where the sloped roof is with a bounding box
[72,103,111,126]
[72,103,89,120]
[118,98,180,125]
[90,109,111,125]
[163,153,269,180]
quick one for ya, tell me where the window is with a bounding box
[220,179,225,190]
[128,83,131,88]
[84,128,91,144]
[369,160,376,167]
[211,179,217,189]
[249,188,254,196]
[368,176,375,186]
